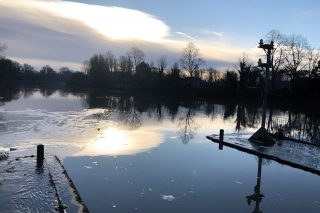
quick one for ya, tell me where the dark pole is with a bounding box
[261,47,271,129]
[248,40,275,145]
[253,157,263,213]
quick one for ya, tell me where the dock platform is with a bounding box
[206,134,320,175]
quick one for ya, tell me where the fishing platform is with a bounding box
[206,132,320,176]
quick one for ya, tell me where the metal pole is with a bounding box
[261,47,271,129]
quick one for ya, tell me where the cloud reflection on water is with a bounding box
[73,127,163,156]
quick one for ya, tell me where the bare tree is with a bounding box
[156,55,167,76]
[207,67,214,82]
[118,55,133,74]
[179,42,206,78]
[306,47,320,80]
[199,68,206,79]
[207,67,220,82]
[23,63,35,73]
[171,62,180,76]
[264,30,287,90]
[105,50,115,72]
[118,56,127,72]
[283,34,310,88]
[149,61,158,72]
[127,47,145,70]
[82,60,90,75]
[0,42,7,58]
[235,53,253,89]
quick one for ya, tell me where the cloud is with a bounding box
[0,0,170,42]
[212,31,223,36]
[200,29,223,37]
[175,32,195,40]
[0,0,173,70]
[0,0,258,72]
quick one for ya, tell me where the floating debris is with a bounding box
[161,195,175,201]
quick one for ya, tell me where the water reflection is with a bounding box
[246,156,264,213]
[2,85,320,145]
[177,106,199,144]
[74,127,163,156]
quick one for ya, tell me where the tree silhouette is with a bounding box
[156,55,167,81]
[283,34,309,90]
[179,42,206,78]
[135,62,151,86]
[127,47,145,72]
[0,42,7,57]
[264,30,286,90]
[236,53,253,89]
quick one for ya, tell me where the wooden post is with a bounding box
[37,144,44,160]
[219,129,224,141]
[37,144,44,168]
[219,129,224,150]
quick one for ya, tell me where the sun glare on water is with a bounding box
[92,128,127,152]
[73,126,164,156]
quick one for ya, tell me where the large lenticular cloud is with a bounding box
[0,0,170,42]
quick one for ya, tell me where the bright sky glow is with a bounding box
[0,0,319,71]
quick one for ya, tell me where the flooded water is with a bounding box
[1,85,320,212]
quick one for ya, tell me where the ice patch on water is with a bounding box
[161,195,175,201]
[169,136,178,139]
[0,108,112,157]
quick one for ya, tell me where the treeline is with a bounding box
[1,30,320,99]
[0,43,241,95]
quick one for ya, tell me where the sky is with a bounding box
[0,0,319,71]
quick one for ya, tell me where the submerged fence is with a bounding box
[267,118,320,143]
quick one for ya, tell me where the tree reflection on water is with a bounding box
[2,85,320,144]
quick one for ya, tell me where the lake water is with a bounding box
[1,86,320,213]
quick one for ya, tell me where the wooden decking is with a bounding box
[206,134,320,175]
